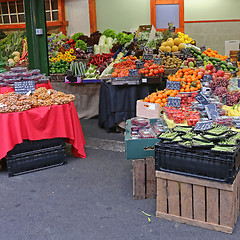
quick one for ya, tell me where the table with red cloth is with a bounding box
[0,81,53,94]
[0,102,86,160]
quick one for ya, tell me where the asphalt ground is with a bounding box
[0,118,239,240]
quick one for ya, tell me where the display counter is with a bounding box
[0,102,86,160]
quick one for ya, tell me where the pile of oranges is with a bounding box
[142,68,202,107]
[168,68,202,92]
[142,89,179,107]
[203,48,228,61]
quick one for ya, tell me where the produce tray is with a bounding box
[7,143,66,177]
[155,142,240,183]
[50,73,66,82]
[7,138,66,155]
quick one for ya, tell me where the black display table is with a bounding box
[98,81,158,132]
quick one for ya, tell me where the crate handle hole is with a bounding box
[144,147,154,151]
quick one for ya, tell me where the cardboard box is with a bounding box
[135,25,156,42]
[125,119,160,160]
[136,100,164,119]
[225,40,240,57]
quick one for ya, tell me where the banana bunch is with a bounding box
[177,32,195,44]
[223,105,240,117]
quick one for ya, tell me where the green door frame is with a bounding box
[24,0,49,75]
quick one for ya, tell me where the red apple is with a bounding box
[217,70,225,77]
[206,63,214,70]
[199,67,205,73]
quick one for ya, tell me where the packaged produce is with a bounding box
[214,116,232,127]
[139,128,156,139]
[131,117,150,128]
[11,67,27,73]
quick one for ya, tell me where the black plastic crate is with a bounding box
[8,138,65,155]
[155,142,240,184]
[7,144,67,177]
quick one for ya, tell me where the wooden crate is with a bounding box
[156,171,240,234]
[132,157,156,200]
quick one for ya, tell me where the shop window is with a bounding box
[0,0,67,34]
[151,0,184,32]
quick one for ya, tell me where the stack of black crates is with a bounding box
[6,138,67,177]
[155,142,240,184]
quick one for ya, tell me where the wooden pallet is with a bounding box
[156,171,240,234]
[132,157,156,200]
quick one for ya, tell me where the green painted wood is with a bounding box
[24,0,49,74]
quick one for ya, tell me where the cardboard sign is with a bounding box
[154,58,162,65]
[194,120,213,131]
[205,103,220,120]
[14,81,35,95]
[167,97,181,108]
[128,69,139,77]
[86,46,94,53]
[136,61,144,69]
[195,92,210,105]
[202,74,213,82]
[142,54,153,60]
[166,80,181,90]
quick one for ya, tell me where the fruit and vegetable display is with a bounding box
[0,87,75,113]
[161,55,182,69]
[159,37,185,53]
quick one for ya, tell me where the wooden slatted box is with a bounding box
[156,170,240,234]
[132,157,156,200]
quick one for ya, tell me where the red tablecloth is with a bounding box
[0,82,53,94]
[0,102,86,160]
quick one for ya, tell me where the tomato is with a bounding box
[154,69,159,75]
[159,68,164,73]
[112,72,118,77]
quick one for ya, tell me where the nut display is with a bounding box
[160,55,182,69]
[0,87,75,113]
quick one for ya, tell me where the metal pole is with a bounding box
[24,0,49,74]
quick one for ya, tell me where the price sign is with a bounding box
[165,52,173,57]
[14,81,35,95]
[66,70,73,76]
[232,61,238,67]
[202,74,213,82]
[136,61,144,69]
[86,46,94,53]
[143,54,153,60]
[194,120,213,131]
[167,97,181,108]
[195,92,210,105]
[154,58,162,65]
[128,69,139,77]
[131,51,136,56]
[238,78,240,88]
[196,60,204,68]
[226,58,231,63]
[222,94,227,105]
[215,63,221,72]
[133,37,138,44]
[205,103,220,120]
[169,26,175,33]
[232,71,237,77]
[200,46,206,52]
[166,80,181,90]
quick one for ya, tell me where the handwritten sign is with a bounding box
[86,46,94,53]
[166,80,181,90]
[142,54,153,60]
[154,58,162,65]
[136,61,144,69]
[164,52,173,57]
[167,97,181,108]
[195,92,210,105]
[200,46,206,52]
[128,69,139,77]
[202,74,213,82]
[222,94,227,105]
[226,58,231,63]
[205,103,220,120]
[196,60,204,68]
[14,81,35,95]
[194,120,213,131]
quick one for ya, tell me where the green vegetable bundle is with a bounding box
[102,29,116,39]
[71,32,84,42]
[75,40,87,51]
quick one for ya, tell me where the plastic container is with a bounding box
[11,67,27,73]
[131,117,150,128]
[0,82,6,87]
[6,139,66,177]
[4,72,20,79]
[139,128,156,138]
[155,142,240,183]
[214,116,233,127]
[21,71,33,78]
[29,69,41,75]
